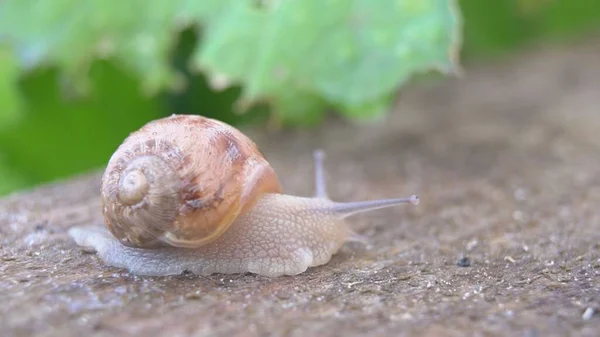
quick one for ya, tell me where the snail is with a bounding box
[69,114,419,277]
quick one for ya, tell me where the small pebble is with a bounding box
[457,257,471,267]
[582,307,595,321]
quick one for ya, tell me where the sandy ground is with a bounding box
[1,36,600,337]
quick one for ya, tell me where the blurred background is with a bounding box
[0,0,599,197]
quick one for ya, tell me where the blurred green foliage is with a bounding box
[460,0,600,58]
[0,0,599,196]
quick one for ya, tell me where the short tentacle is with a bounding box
[313,149,328,199]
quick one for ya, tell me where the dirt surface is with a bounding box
[2,36,600,337]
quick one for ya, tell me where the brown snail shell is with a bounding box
[100,114,282,248]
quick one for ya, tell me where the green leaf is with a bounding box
[267,89,327,127]
[0,0,461,124]
[338,94,395,123]
[195,0,462,121]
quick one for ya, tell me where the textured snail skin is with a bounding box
[70,194,349,277]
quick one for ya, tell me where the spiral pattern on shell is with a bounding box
[100,114,283,248]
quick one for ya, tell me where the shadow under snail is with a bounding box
[69,114,419,277]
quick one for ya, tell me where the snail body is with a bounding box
[69,114,419,277]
